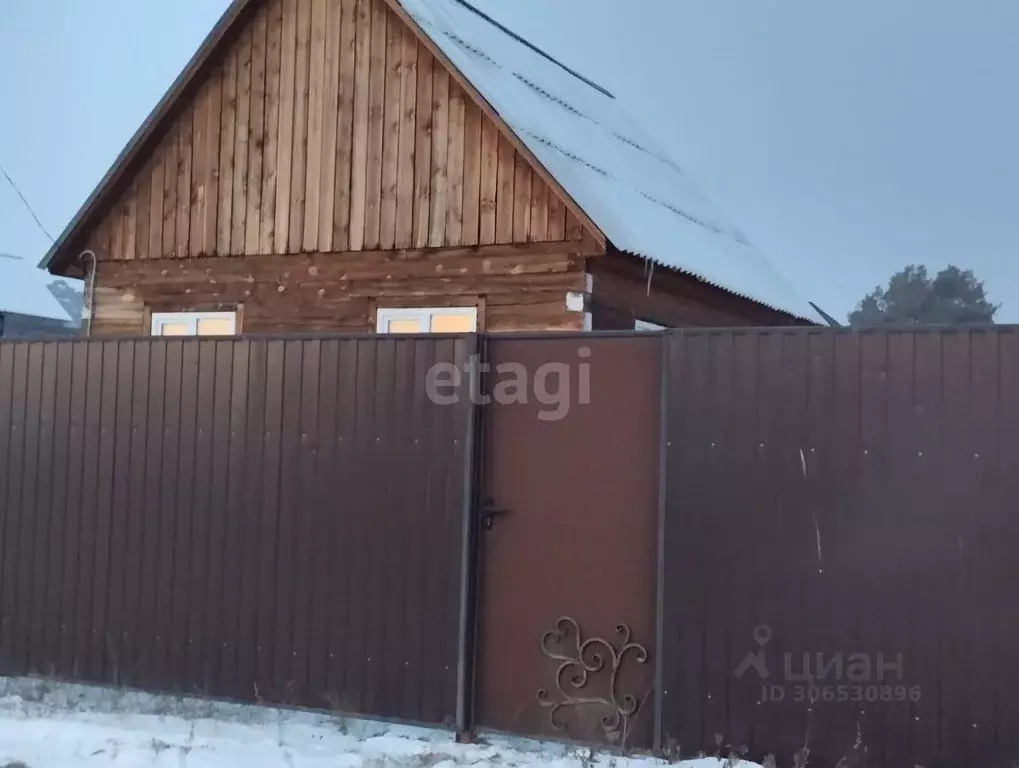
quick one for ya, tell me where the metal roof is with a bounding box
[401,0,817,320]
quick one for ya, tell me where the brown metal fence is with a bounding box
[660,327,1019,768]
[0,336,475,728]
[3,328,1019,766]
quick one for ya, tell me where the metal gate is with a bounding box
[471,335,662,747]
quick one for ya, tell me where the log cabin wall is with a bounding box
[77,0,593,335]
[589,250,802,330]
[92,243,589,334]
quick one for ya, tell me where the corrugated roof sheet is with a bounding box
[0,254,75,322]
[400,0,817,320]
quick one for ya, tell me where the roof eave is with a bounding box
[617,247,821,325]
[39,0,255,275]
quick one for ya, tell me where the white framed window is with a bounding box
[376,307,478,334]
[151,311,237,337]
[635,318,665,332]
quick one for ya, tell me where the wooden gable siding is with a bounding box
[85,0,582,264]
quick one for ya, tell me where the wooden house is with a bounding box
[41,0,816,336]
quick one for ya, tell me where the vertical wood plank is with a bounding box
[348,0,372,251]
[363,0,387,250]
[411,47,432,248]
[93,219,112,263]
[245,7,268,253]
[217,51,238,255]
[548,190,566,241]
[135,164,152,260]
[317,0,344,250]
[274,0,298,255]
[445,83,465,246]
[193,83,222,257]
[332,0,357,250]
[201,74,223,255]
[110,195,127,262]
[149,152,166,259]
[427,68,448,248]
[566,208,584,241]
[287,0,313,252]
[494,134,514,244]
[189,84,209,256]
[175,106,194,258]
[528,169,548,242]
[303,0,328,250]
[260,0,284,254]
[460,99,481,247]
[123,188,138,261]
[231,26,253,253]
[393,27,417,249]
[478,116,497,245]
[378,11,402,251]
[161,130,179,258]
[108,201,124,261]
[512,152,531,242]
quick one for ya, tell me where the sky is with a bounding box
[2,0,1017,322]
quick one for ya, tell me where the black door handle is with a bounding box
[481,497,512,529]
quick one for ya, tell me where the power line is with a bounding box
[0,160,54,244]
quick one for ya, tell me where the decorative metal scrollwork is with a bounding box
[536,616,649,743]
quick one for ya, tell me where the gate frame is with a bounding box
[456,333,483,739]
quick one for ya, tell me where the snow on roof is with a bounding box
[400,0,817,320]
[0,253,74,322]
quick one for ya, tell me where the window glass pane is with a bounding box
[387,318,423,334]
[159,322,192,337]
[197,317,236,336]
[430,313,475,333]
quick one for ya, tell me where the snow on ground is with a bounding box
[0,678,758,768]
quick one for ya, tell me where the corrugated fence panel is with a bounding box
[0,336,473,727]
[661,327,1019,768]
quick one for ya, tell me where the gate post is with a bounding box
[455,332,485,741]
[653,331,671,753]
